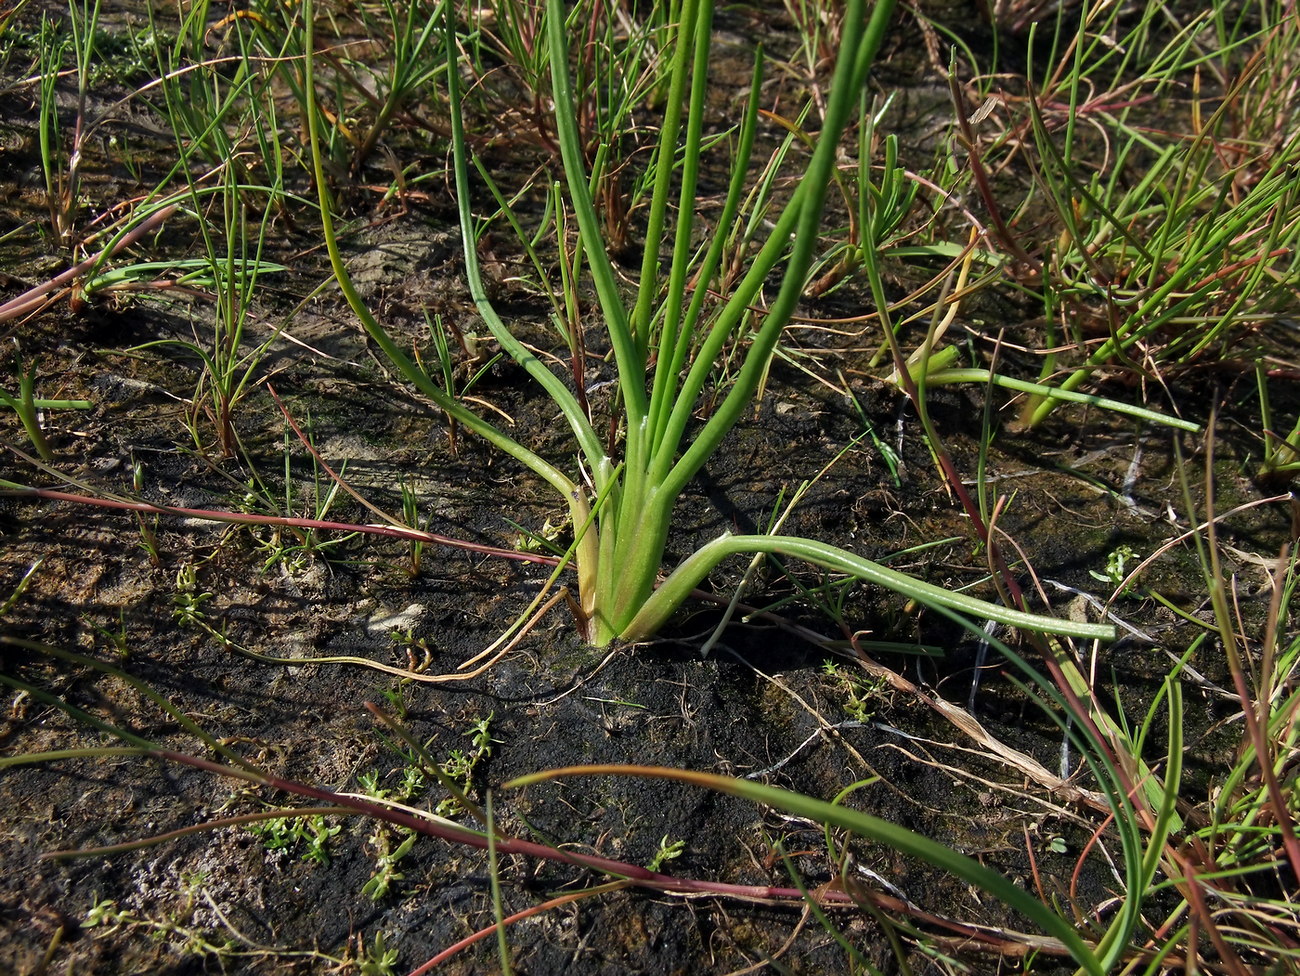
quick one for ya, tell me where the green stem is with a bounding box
[629,0,701,362]
[648,48,763,453]
[302,0,579,505]
[0,369,56,460]
[918,368,1201,432]
[660,0,898,501]
[0,396,90,410]
[444,3,604,475]
[546,0,644,431]
[621,533,1116,644]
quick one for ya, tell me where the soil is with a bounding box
[1,1,1298,974]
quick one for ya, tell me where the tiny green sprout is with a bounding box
[440,749,473,783]
[647,835,686,872]
[248,814,340,865]
[359,763,424,900]
[300,815,341,864]
[824,660,887,723]
[358,931,399,976]
[389,627,419,649]
[378,685,409,720]
[398,764,426,797]
[0,557,43,617]
[82,610,131,660]
[85,894,131,930]
[1089,544,1140,596]
[361,830,417,901]
[849,393,903,488]
[507,515,568,555]
[389,630,431,673]
[239,479,261,513]
[248,816,294,852]
[131,457,160,565]
[171,563,212,627]
[400,481,425,576]
[468,713,496,757]
[1047,835,1068,855]
[357,769,387,799]
[178,869,209,898]
[434,714,496,818]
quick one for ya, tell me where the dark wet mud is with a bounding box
[2,0,1297,973]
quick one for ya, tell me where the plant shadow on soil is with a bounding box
[3,0,1300,973]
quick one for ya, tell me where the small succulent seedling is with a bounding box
[1089,544,1140,597]
[822,660,889,723]
[647,835,686,872]
[248,812,341,865]
[171,563,211,627]
[435,714,495,818]
[356,932,399,976]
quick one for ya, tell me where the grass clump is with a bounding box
[968,0,1300,426]
[305,0,1110,647]
[3,1,1300,972]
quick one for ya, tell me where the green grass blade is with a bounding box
[621,533,1116,642]
[661,0,898,501]
[918,368,1201,432]
[444,2,605,473]
[545,0,645,430]
[301,0,577,505]
[506,764,1103,975]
